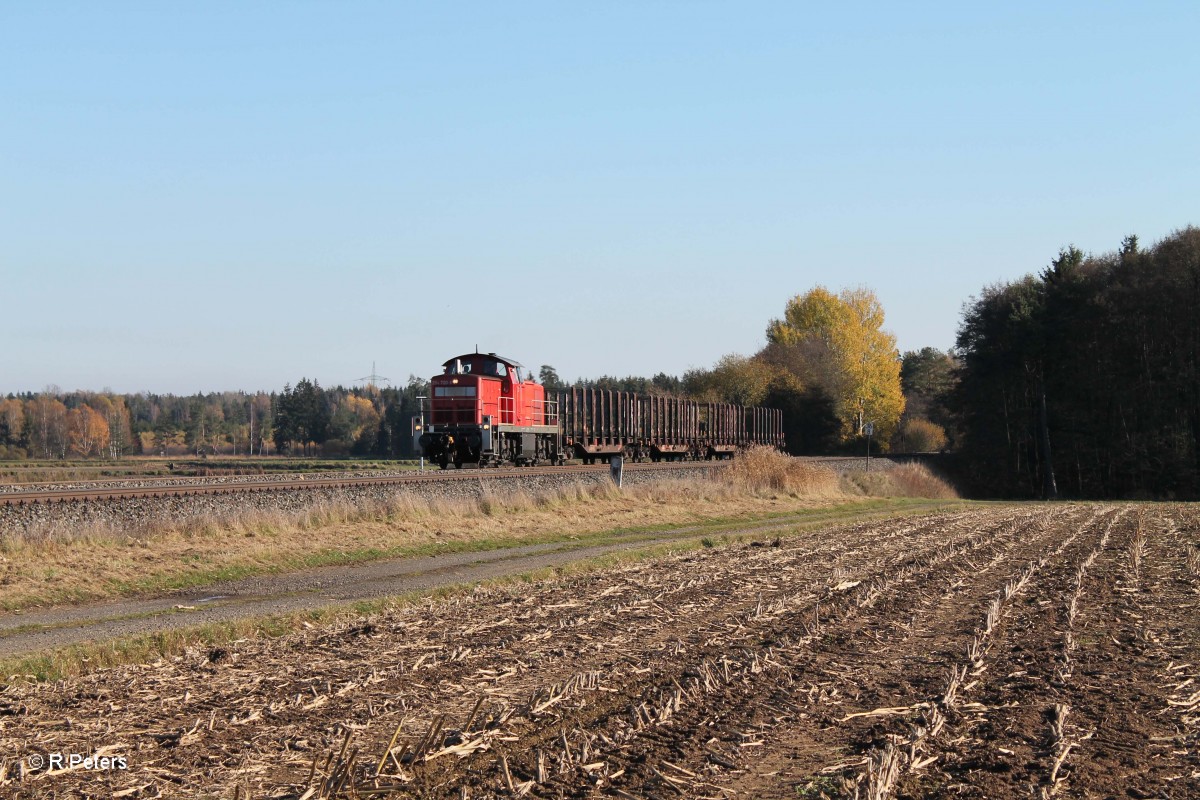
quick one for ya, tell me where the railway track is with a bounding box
[0,461,725,506]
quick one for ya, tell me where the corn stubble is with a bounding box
[7,503,1198,799]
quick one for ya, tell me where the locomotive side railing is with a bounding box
[532,397,559,426]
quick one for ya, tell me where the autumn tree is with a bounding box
[83,393,133,459]
[0,398,25,455]
[68,405,110,458]
[28,392,68,459]
[328,394,381,454]
[766,286,905,445]
[892,417,948,453]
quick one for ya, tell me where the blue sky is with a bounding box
[3,2,1197,394]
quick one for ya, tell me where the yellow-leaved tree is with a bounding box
[339,395,381,442]
[68,405,110,458]
[766,286,905,445]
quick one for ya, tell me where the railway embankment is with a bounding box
[0,464,721,538]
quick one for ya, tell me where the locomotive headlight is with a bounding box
[483,424,490,430]
[451,378,459,384]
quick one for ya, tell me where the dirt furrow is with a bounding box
[718,506,1102,799]
[860,505,1118,799]
[1058,506,1200,798]
[700,508,1073,798]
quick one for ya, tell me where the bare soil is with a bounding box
[3,503,1198,799]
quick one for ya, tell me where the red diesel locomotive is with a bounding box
[415,351,785,469]
[416,352,562,469]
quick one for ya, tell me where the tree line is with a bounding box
[0,378,432,460]
[952,227,1200,499]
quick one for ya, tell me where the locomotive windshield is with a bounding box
[443,356,512,379]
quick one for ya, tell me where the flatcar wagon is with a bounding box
[415,351,784,468]
[559,387,783,464]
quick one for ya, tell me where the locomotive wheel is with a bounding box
[438,457,449,470]
[454,460,463,469]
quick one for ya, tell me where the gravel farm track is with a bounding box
[4,503,1200,798]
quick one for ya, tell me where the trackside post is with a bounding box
[610,454,624,487]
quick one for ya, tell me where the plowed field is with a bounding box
[4,504,1200,799]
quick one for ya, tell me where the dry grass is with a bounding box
[724,446,841,496]
[841,462,959,500]
[886,463,960,499]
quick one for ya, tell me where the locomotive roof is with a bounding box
[442,353,526,369]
